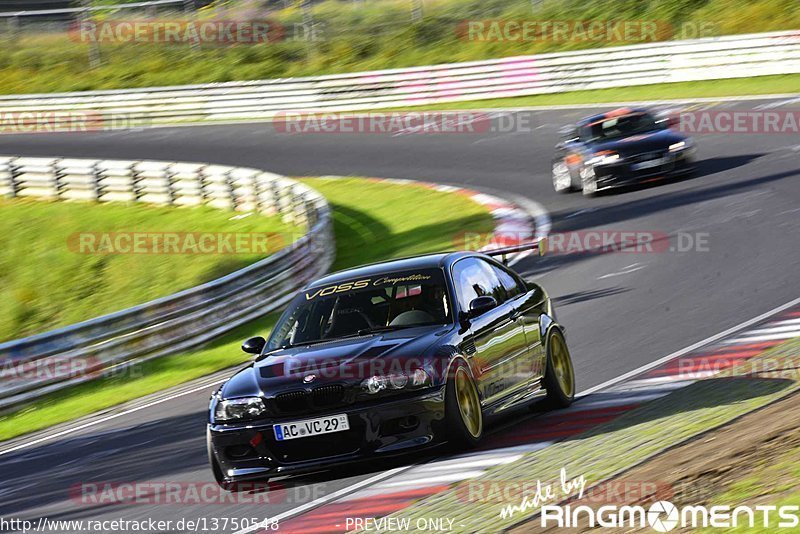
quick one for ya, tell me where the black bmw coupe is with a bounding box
[552,107,696,195]
[207,244,575,489]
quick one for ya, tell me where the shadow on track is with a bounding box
[551,154,780,234]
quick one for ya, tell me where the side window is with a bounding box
[491,263,525,300]
[452,258,506,311]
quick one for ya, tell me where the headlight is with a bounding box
[214,397,266,422]
[587,151,620,165]
[669,140,692,151]
[361,369,431,394]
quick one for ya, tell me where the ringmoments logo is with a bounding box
[540,501,800,530]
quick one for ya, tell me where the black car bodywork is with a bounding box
[551,107,696,195]
[207,248,573,487]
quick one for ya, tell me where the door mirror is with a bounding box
[468,296,498,318]
[242,336,266,355]
[558,125,579,142]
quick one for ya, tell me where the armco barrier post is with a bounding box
[91,162,103,201]
[8,157,20,198]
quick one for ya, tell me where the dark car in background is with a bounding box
[207,245,575,489]
[551,107,696,196]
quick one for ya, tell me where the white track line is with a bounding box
[725,332,800,343]
[231,466,416,534]
[0,377,225,457]
[255,298,800,525]
[3,297,798,529]
[578,296,800,398]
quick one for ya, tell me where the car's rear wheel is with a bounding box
[543,328,575,408]
[445,360,483,448]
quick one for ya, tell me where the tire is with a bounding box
[542,328,575,408]
[445,360,484,448]
[580,168,598,197]
[552,160,578,193]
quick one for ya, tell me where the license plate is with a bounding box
[632,158,664,170]
[273,414,349,441]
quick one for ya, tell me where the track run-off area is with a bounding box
[1,95,799,532]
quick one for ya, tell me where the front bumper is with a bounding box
[591,149,695,190]
[208,386,446,482]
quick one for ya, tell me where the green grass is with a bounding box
[369,338,800,533]
[0,177,495,442]
[380,74,800,111]
[1,0,799,93]
[298,177,495,270]
[0,198,294,342]
[0,316,278,443]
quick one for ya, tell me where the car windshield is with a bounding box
[580,112,661,142]
[266,268,451,349]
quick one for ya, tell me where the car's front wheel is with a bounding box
[543,328,575,408]
[445,360,483,448]
[580,167,598,197]
[552,160,577,193]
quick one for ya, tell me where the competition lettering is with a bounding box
[373,274,432,285]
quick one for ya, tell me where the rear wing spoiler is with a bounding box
[482,237,548,265]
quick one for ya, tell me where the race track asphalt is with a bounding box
[1,97,798,531]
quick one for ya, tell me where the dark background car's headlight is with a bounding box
[214,397,266,422]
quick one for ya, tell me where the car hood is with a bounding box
[220,326,448,398]
[590,128,687,156]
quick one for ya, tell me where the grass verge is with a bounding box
[0,176,495,442]
[0,198,294,342]
[380,74,800,111]
[368,338,800,533]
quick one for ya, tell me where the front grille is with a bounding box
[631,151,663,163]
[272,385,349,415]
[274,391,307,414]
[311,385,345,407]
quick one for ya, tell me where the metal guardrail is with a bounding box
[0,30,798,124]
[0,0,187,18]
[0,156,335,409]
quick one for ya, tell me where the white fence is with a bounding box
[0,156,335,409]
[0,30,798,125]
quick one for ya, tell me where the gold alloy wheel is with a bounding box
[455,367,482,438]
[550,333,575,398]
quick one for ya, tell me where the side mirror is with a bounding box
[468,296,498,318]
[242,336,266,355]
[656,112,679,128]
[558,125,578,143]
